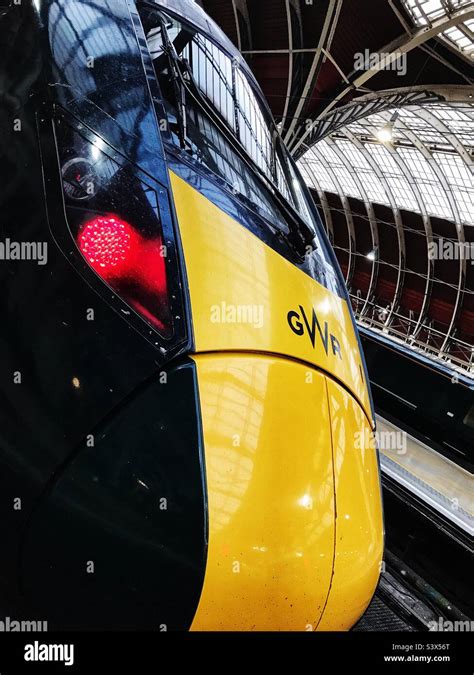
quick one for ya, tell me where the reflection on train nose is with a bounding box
[190,353,336,631]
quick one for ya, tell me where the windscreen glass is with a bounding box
[142,9,319,234]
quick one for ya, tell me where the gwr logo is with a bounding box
[287,306,342,359]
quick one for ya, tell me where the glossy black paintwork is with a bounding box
[21,361,206,630]
[0,0,200,623]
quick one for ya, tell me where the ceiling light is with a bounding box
[376,122,394,144]
[376,112,399,144]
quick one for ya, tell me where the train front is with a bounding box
[0,0,383,630]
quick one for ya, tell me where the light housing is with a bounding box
[52,117,185,343]
[77,215,169,333]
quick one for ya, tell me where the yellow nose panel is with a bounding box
[190,353,335,631]
[317,378,384,630]
[169,170,373,424]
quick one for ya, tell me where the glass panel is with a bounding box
[300,150,339,193]
[298,103,473,226]
[365,144,419,211]
[400,0,474,58]
[316,141,362,200]
[434,152,474,223]
[334,139,390,205]
[397,147,453,220]
[141,8,320,233]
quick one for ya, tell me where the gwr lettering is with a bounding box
[287,306,342,359]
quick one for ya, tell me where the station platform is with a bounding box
[377,416,473,536]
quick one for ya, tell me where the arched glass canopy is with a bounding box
[298,91,474,376]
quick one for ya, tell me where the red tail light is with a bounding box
[77,215,170,334]
[78,216,139,279]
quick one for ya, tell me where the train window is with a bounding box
[170,102,290,231]
[142,13,293,232]
[234,67,274,178]
[139,6,319,236]
[143,15,289,231]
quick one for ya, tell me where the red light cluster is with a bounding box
[77,215,169,331]
[78,216,138,280]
